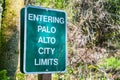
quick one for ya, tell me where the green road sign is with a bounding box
[20,5,67,74]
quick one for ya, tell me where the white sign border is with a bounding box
[23,5,67,74]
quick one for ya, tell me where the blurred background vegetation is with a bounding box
[0,0,120,80]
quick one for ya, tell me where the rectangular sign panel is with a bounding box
[20,5,67,74]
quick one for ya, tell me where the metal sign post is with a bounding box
[38,74,51,80]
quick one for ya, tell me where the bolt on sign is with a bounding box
[20,5,67,74]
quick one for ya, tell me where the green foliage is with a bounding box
[16,73,25,80]
[105,0,120,14]
[98,57,120,69]
[105,0,120,24]
[67,67,73,74]
[36,0,66,9]
[72,0,120,47]
[0,0,3,3]
[0,70,8,80]
[36,0,75,21]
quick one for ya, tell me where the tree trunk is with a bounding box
[0,0,24,79]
